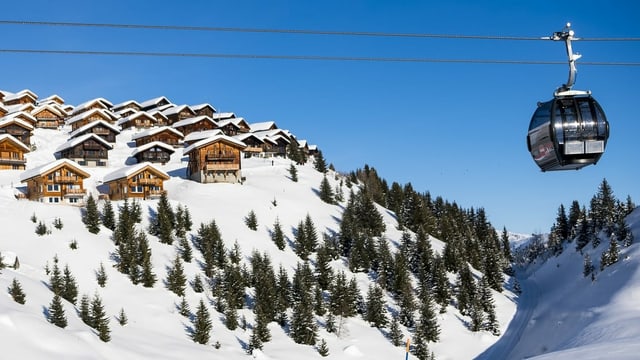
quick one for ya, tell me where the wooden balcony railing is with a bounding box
[64,188,86,196]
[54,176,77,183]
[205,163,239,171]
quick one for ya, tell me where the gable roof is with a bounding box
[131,126,184,141]
[183,129,224,144]
[0,134,30,152]
[55,133,114,152]
[233,133,264,144]
[103,162,170,183]
[116,111,157,126]
[216,119,241,130]
[111,100,142,112]
[37,94,65,105]
[0,116,35,131]
[172,115,216,128]
[131,141,176,156]
[191,103,217,113]
[5,103,36,115]
[31,104,65,118]
[68,119,121,139]
[20,158,90,182]
[211,112,236,121]
[249,121,278,132]
[71,97,113,115]
[1,111,37,125]
[3,89,38,103]
[139,96,172,110]
[183,134,247,155]
[161,104,195,117]
[66,108,118,125]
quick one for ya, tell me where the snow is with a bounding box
[1,125,638,359]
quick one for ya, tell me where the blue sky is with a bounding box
[1,0,638,233]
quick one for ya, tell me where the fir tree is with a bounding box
[365,283,388,328]
[411,336,434,360]
[294,220,309,260]
[319,175,335,204]
[62,264,78,304]
[315,244,334,291]
[117,308,128,326]
[456,264,476,316]
[35,220,48,236]
[388,314,403,346]
[224,306,239,330]
[479,276,499,335]
[141,251,157,287]
[79,294,91,325]
[271,218,286,250]
[314,150,327,173]
[583,253,594,277]
[416,287,440,342]
[288,163,298,182]
[325,312,336,333]
[247,326,263,354]
[49,261,64,295]
[318,338,330,357]
[48,294,67,328]
[8,278,26,304]
[102,199,116,231]
[245,210,258,231]
[290,287,317,345]
[166,254,187,297]
[53,217,63,230]
[191,299,212,345]
[83,193,101,234]
[152,191,175,244]
[192,274,205,293]
[179,235,193,263]
[91,293,111,342]
[178,296,191,317]
[314,285,326,316]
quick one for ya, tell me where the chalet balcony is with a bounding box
[148,189,165,198]
[205,152,235,161]
[83,143,104,150]
[205,163,240,171]
[244,146,262,153]
[64,188,86,196]
[54,176,77,183]
[0,157,26,165]
[92,128,110,135]
[136,178,159,185]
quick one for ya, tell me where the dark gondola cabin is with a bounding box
[527,93,608,171]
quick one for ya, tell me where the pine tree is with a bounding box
[191,299,212,345]
[35,220,48,236]
[224,306,238,330]
[325,312,336,333]
[62,264,78,304]
[583,253,594,277]
[79,294,91,325]
[555,204,569,241]
[416,287,440,342]
[83,193,101,234]
[294,220,310,260]
[290,287,317,345]
[412,335,433,360]
[8,278,26,304]
[479,276,499,335]
[102,199,116,231]
[314,150,327,173]
[247,325,263,354]
[288,163,298,182]
[166,254,187,297]
[244,210,258,230]
[49,261,63,295]
[141,251,157,288]
[365,284,388,328]
[91,293,111,342]
[53,217,63,230]
[314,284,326,316]
[319,175,334,204]
[152,191,175,244]
[271,218,286,250]
[179,235,193,262]
[117,308,128,326]
[192,273,205,293]
[317,338,330,357]
[388,314,403,346]
[178,296,191,317]
[48,294,67,328]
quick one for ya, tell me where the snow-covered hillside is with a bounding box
[0,127,518,359]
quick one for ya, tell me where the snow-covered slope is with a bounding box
[0,127,517,359]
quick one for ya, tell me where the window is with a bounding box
[48,197,60,203]
[130,186,143,193]
[47,184,60,192]
[69,198,78,204]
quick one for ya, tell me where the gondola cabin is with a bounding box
[527,92,609,171]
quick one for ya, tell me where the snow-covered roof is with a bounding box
[211,112,236,120]
[55,133,113,152]
[308,144,317,151]
[31,104,65,118]
[183,134,247,155]
[131,141,176,156]
[0,104,6,114]
[183,129,224,143]
[139,96,171,110]
[71,97,113,115]
[161,104,194,117]
[1,111,37,126]
[37,94,65,105]
[191,103,217,113]
[4,103,35,115]
[116,111,157,126]
[68,119,121,138]
[252,129,291,143]
[298,139,308,148]
[3,89,37,103]
[172,115,216,128]
[111,100,142,112]
[65,108,117,125]
[215,119,241,129]
[0,134,30,152]
[20,158,90,182]
[0,116,35,131]
[249,121,277,132]
[103,162,170,183]
[131,126,183,140]
[233,133,264,143]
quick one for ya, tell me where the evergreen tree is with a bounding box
[245,210,258,231]
[140,251,157,288]
[151,191,175,244]
[166,254,187,297]
[117,308,128,326]
[388,314,403,346]
[248,325,264,354]
[365,283,388,328]
[432,255,451,313]
[179,235,193,263]
[53,217,63,230]
[275,265,292,326]
[192,273,205,293]
[318,338,330,357]
[315,244,334,291]
[479,276,499,335]
[314,150,328,173]
[304,214,318,253]
[102,199,116,231]
[91,293,111,342]
[96,262,108,287]
[49,261,64,295]
[294,220,310,260]
[555,204,569,241]
[83,193,101,234]
[191,299,212,345]
[175,204,193,238]
[583,253,594,277]
[456,264,476,316]
[271,218,286,250]
[8,278,26,304]
[590,178,617,232]
[288,163,298,182]
[79,294,91,325]
[178,296,191,317]
[325,311,336,333]
[329,271,358,319]
[411,336,434,360]
[62,264,78,304]
[568,200,582,237]
[415,287,440,342]
[290,286,317,345]
[319,175,335,204]
[48,294,67,328]
[35,220,48,236]
[224,306,238,330]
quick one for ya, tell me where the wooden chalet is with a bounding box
[117,111,157,130]
[191,103,217,117]
[55,133,113,167]
[216,119,242,136]
[183,129,224,147]
[131,126,183,147]
[232,118,251,133]
[69,119,121,143]
[70,97,113,116]
[0,104,7,118]
[184,135,247,184]
[19,158,90,205]
[37,94,65,106]
[298,139,310,155]
[249,121,278,133]
[162,105,196,126]
[3,110,37,127]
[172,116,217,136]
[111,100,142,113]
[234,133,264,157]
[66,108,118,132]
[114,107,137,119]
[147,110,169,127]
[308,144,319,156]
[252,130,291,157]
[3,89,38,106]
[103,162,170,201]
[31,104,66,129]
[0,134,29,170]
[0,117,34,146]
[140,96,171,112]
[131,141,175,164]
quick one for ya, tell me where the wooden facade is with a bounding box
[162,105,196,126]
[118,111,157,130]
[132,127,183,147]
[0,134,29,170]
[184,135,246,184]
[104,162,170,201]
[67,109,117,132]
[56,134,112,167]
[132,141,175,164]
[191,103,216,117]
[234,133,264,156]
[19,159,90,205]
[140,96,171,111]
[69,120,120,143]
[216,120,242,136]
[32,105,65,129]
[111,100,142,113]
[3,90,37,106]
[147,110,169,127]
[172,116,217,137]
[0,118,33,146]
[70,98,112,116]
